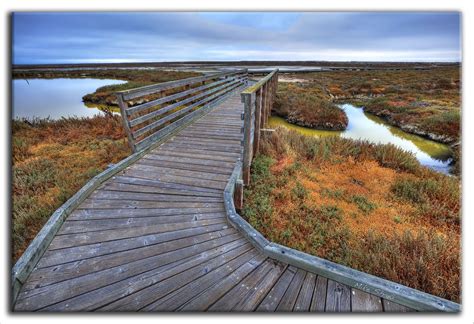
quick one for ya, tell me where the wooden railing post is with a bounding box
[240,69,278,186]
[253,88,263,157]
[234,179,244,212]
[261,83,268,127]
[116,93,136,152]
[241,92,255,186]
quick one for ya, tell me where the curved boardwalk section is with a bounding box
[13,91,412,312]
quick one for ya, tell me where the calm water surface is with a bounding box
[269,104,453,174]
[13,78,126,119]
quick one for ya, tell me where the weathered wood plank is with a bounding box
[58,213,225,235]
[276,268,306,311]
[351,288,383,312]
[383,299,415,312]
[137,158,232,176]
[126,163,230,182]
[16,236,248,311]
[294,272,316,312]
[152,149,239,162]
[142,154,236,169]
[68,208,225,221]
[142,249,261,311]
[178,254,267,311]
[231,260,286,311]
[208,258,276,311]
[37,223,233,268]
[49,218,228,250]
[89,190,223,203]
[325,280,351,312]
[110,175,222,194]
[256,266,297,312]
[22,231,240,292]
[120,169,227,190]
[41,240,251,311]
[101,242,253,311]
[310,276,328,312]
[101,181,222,197]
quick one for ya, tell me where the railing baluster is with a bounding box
[240,69,279,186]
[116,93,136,152]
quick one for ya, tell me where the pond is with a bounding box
[269,104,453,174]
[12,78,126,119]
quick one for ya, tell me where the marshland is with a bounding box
[12,63,461,302]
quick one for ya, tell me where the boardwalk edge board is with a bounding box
[11,86,246,307]
[223,161,461,313]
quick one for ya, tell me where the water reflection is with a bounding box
[13,78,126,119]
[268,104,452,174]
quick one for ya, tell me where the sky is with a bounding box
[12,12,461,64]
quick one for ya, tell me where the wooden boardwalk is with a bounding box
[13,89,413,312]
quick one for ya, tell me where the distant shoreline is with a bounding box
[12,60,460,71]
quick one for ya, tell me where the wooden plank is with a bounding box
[57,213,225,235]
[383,299,415,312]
[37,223,233,268]
[178,254,267,311]
[68,208,225,221]
[294,272,316,312]
[153,148,240,162]
[89,190,223,203]
[100,242,254,311]
[173,134,241,145]
[22,231,241,292]
[129,162,231,181]
[208,258,276,311]
[351,288,383,312]
[310,276,327,312]
[160,140,242,153]
[276,268,306,311]
[325,280,351,312]
[231,260,286,311]
[48,218,227,250]
[80,199,224,210]
[137,158,232,175]
[16,237,248,310]
[120,170,228,191]
[142,249,260,311]
[101,181,222,197]
[256,266,297,312]
[110,175,222,194]
[38,240,251,311]
[142,154,236,169]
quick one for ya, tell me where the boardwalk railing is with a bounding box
[116,69,249,152]
[240,69,279,186]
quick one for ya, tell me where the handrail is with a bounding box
[240,69,279,185]
[116,69,248,152]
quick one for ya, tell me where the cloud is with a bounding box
[12,12,461,64]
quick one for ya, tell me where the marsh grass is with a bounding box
[12,116,131,261]
[274,83,348,130]
[243,127,460,302]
